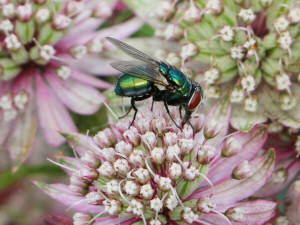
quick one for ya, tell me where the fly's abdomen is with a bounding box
[115,73,153,97]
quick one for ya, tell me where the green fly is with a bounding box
[107,37,203,132]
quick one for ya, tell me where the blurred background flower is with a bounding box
[0,0,142,170]
[37,101,276,225]
[124,0,300,132]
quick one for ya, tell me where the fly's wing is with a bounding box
[111,61,172,90]
[106,37,159,65]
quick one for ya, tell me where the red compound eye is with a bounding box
[188,92,201,111]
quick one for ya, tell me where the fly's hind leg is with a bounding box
[121,95,151,128]
[119,105,132,119]
[129,98,138,127]
[163,100,182,130]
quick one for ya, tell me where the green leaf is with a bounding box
[15,20,35,44]
[0,165,64,191]
[176,164,209,199]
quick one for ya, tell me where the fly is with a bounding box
[107,37,203,133]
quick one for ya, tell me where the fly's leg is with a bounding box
[187,120,195,138]
[123,95,151,128]
[119,105,132,119]
[163,100,182,130]
[179,105,183,119]
[129,98,138,127]
[151,98,155,111]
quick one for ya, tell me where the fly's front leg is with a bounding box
[179,105,183,119]
[163,100,182,130]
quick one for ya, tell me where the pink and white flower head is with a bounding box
[0,0,142,170]
[36,101,276,225]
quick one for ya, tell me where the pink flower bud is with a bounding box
[93,128,116,148]
[123,126,140,146]
[232,160,252,180]
[222,136,242,157]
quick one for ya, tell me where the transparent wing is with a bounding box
[111,61,172,88]
[106,37,159,65]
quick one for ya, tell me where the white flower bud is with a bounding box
[274,17,290,32]
[39,45,56,61]
[150,197,163,212]
[204,68,220,84]
[180,43,197,60]
[288,8,300,24]
[124,180,140,196]
[151,147,164,164]
[239,8,256,24]
[278,32,292,49]
[276,73,291,90]
[244,97,258,112]
[230,45,245,60]
[241,76,256,92]
[230,87,244,103]
[4,34,22,51]
[97,161,115,177]
[164,24,183,40]
[56,65,71,80]
[182,207,199,224]
[113,159,130,175]
[232,160,252,179]
[220,26,234,42]
[169,162,182,180]
[129,150,145,166]
[106,180,119,194]
[166,144,180,161]
[0,19,14,33]
[140,183,154,199]
[280,93,296,111]
[13,91,29,110]
[3,3,15,18]
[70,45,88,59]
[35,8,50,23]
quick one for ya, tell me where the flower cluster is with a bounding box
[133,0,300,132]
[36,102,276,225]
[0,0,142,169]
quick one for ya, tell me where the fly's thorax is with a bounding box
[159,63,169,76]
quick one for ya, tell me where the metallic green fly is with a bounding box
[107,37,203,132]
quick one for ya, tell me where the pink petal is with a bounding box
[255,158,300,197]
[55,156,82,176]
[202,200,276,225]
[44,215,73,225]
[208,124,268,184]
[94,216,138,225]
[285,179,300,224]
[36,74,77,146]
[188,150,275,204]
[203,96,231,145]
[62,0,117,38]
[46,72,103,115]
[34,182,103,213]
[61,132,100,156]
[57,18,143,50]
[61,53,119,76]
[9,99,38,171]
[0,120,13,146]
[70,69,113,89]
